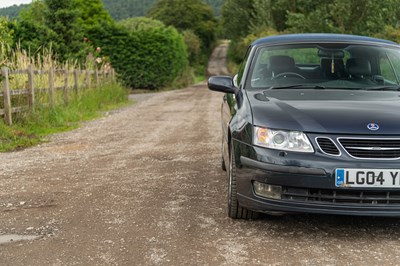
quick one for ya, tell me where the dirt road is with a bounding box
[1,45,400,266]
[207,42,230,76]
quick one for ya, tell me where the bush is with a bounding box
[90,22,188,89]
[118,17,165,31]
[182,30,201,65]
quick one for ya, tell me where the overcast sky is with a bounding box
[0,0,32,8]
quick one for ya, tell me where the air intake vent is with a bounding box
[282,186,400,205]
[339,138,400,159]
[316,137,340,156]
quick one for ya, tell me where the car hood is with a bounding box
[248,89,400,135]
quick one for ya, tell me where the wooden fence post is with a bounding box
[64,69,69,105]
[49,67,55,108]
[1,67,12,126]
[95,68,99,88]
[111,69,115,83]
[74,69,79,93]
[27,65,35,111]
[86,69,91,89]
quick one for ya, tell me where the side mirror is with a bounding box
[208,76,238,94]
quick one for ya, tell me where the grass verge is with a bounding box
[0,83,129,152]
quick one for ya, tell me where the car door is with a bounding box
[221,47,251,159]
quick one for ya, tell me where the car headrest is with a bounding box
[346,58,371,77]
[268,55,296,72]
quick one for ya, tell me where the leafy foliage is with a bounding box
[102,0,156,21]
[223,0,400,40]
[44,0,84,62]
[222,0,400,64]
[89,22,188,89]
[13,1,57,54]
[75,0,113,30]
[221,0,254,40]
[14,20,57,55]
[12,0,113,63]
[204,0,224,16]
[148,0,217,61]
[282,0,400,36]
[103,0,223,20]
[182,30,202,65]
[118,17,165,31]
[3,0,209,89]
[0,17,14,47]
[228,27,278,64]
[0,0,223,21]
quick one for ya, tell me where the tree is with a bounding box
[182,30,201,65]
[250,0,275,33]
[74,0,113,31]
[18,0,47,24]
[221,0,255,40]
[282,0,400,36]
[44,0,84,61]
[13,1,57,54]
[222,0,400,61]
[0,17,14,47]
[148,0,217,53]
[204,0,224,16]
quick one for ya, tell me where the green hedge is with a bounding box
[89,22,188,89]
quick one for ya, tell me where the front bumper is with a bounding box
[234,139,400,216]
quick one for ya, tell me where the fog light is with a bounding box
[253,181,282,199]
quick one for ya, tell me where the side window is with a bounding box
[236,47,251,86]
[380,56,397,83]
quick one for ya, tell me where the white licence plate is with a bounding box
[335,169,400,188]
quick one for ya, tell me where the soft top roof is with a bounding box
[251,33,398,47]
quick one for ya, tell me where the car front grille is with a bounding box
[282,187,400,205]
[316,137,340,156]
[339,138,400,159]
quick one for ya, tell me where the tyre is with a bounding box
[221,139,227,171]
[227,142,259,219]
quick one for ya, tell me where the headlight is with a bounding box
[254,126,314,153]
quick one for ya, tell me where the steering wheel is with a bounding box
[272,72,306,80]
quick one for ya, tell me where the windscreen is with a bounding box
[247,43,400,90]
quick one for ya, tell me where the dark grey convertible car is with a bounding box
[208,33,400,219]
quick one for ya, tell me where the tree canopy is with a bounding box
[222,0,400,41]
[222,0,400,63]
[75,0,113,30]
[118,17,165,31]
[0,0,224,21]
[148,0,217,53]
[44,0,84,61]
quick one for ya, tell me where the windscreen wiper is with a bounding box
[363,86,400,91]
[268,84,327,90]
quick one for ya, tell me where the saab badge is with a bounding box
[367,123,379,131]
